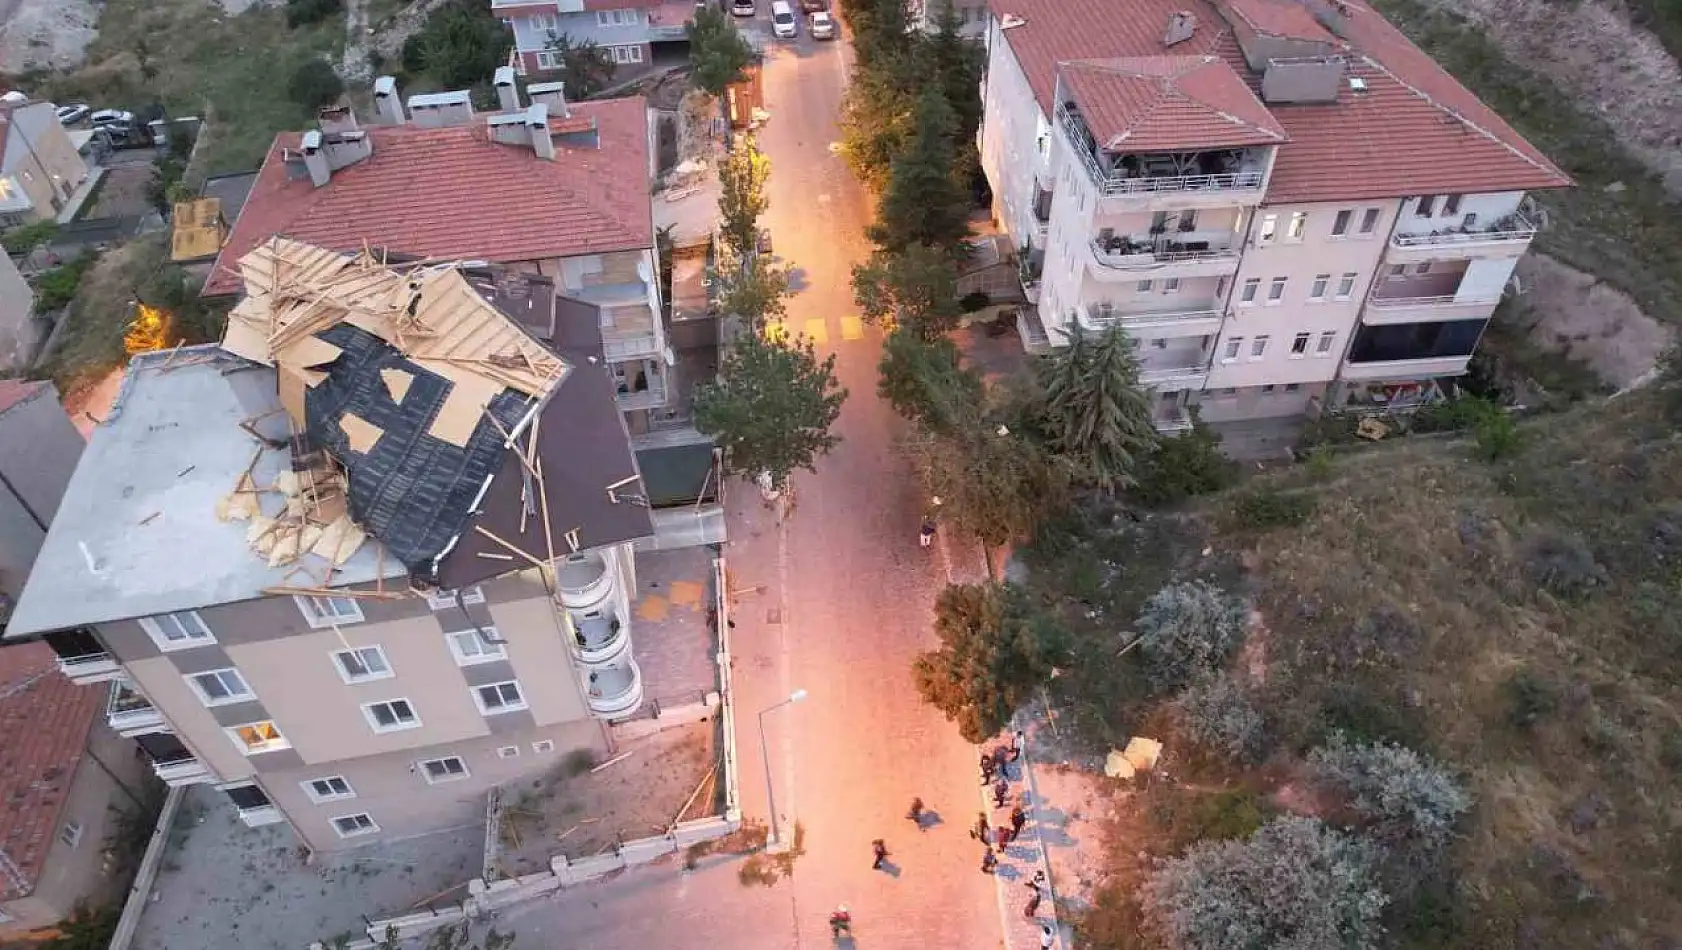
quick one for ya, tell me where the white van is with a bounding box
[771,0,796,37]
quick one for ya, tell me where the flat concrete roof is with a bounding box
[6,346,400,636]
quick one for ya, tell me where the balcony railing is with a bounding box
[1152,405,1195,433]
[236,805,287,828]
[616,379,668,411]
[57,652,122,684]
[1139,363,1210,386]
[108,681,166,737]
[1090,239,1239,271]
[1391,214,1536,249]
[570,609,632,665]
[151,754,211,787]
[557,551,614,609]
[1056,104,1264,198]
[602,333,663,361]
[586,660,644,718]
[1085,306,1222,328]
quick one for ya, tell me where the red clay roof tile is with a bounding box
[1062,55,1287,151]
[205,97,653,296]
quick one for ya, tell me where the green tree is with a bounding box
[852,244,962,342]
[877,329,984,435]
[714,244,790,326]
[1134,581,1249,694]
[913,582,1065,742]
[914,416,1070,551]
[402,0,512,89]
[1309,735,1471,855]
[1129,422,1237,507]
[867,85,971,253]
[1030,324,1159,494]
[687,6,755,98]
[718,137,771,259]
[288,57,345,112]
[838,66,914,189]
[544,34,616,97]
[695,331,847,488]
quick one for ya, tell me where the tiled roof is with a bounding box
[989,0,1571,202]
[205,97,653,296]
[1218,0,1336,41]
[0,642,101,901]
[1061,56,1286,151]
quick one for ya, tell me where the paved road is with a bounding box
[502,19,1013,950]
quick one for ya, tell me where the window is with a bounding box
[1359,208,1381,234]
[332,813,379,838]
[425,587,486,611]
[227,721,290,756]
[187,668,253,706]
[531,12,557,31]
[1335,272,1357,300]
[1150,211,1170,232]
[532,739,556,754]
[362,699,420,733]
[1291,332,1311,356]
[1316,331,1337,355]
[475,681,527,715]
[1260,384,1276,394]
[223,783,272,811]
[1414,262,1432,275]
[596,9,638,26]
[1442,194,1462,216]
[1309,274,1330,301]
[1216,388,1238,397]
[140,612,214,651]
[1257,213,1278,243]
[1415,195,1436,217]
[1286,212,1308,241]
[1284,383,1302,393]
[1250,336,1270,359]
[497,745,521,759]
[1266,277,1287,304]
[1221,337,1243,362]
[1239,277,1260,305]
[1135,279,1153,294]
[533,49,561,70]
[608,44,644,64]
[1387,264,1407,278]
[295,595,363,629]
[304,776,355,803]
[332,646,392,684]
[59,822,83,848]
[1162,277,1180,294]
[1150,338,1168,350]
[1331,209,1352,236]
[420,756,470,784]
[447,629,507,666]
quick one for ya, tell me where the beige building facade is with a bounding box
[0,100,90,226]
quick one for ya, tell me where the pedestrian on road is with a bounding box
[993,776,1009,808]
[996,824,1014,852]
[1024,891,1042,918]
[919,519,936,548]
[993,744,1011,776]
[1031,869,1047,893]
[971,812,989,841]
[1010,804,1028,836]
[907,797,925,829]
[1011,729,1027,761]
[981,849,998,874]
[980,752,995,785]
[1040,921,1056,948]
[872,839,888,871]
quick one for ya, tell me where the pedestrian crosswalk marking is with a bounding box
[841,316,864,340]
[803,318,829,344]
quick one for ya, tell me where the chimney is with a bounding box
[1163,11,1197,47]
[373,75,405,126]
[322,129,374,170]
[526,80,569,118]
[407,90,475,129]
[494,66,521,112]
[486,111,530,147]
[317,104,359,135]
[526,103,555,161]
[300,130,330,187]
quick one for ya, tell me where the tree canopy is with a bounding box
[713,244,790,327]
[1028,324,1159,494]
[867,85,972,253]
[877,329,985,437]
[913,582,1066,742]
[688,6,756,98]
[544,34,616,98]
[718,138,772,259]
[695,331,847,488]
[851,244,963,341]
[913,417,1070,550]
[1135,581,1249,693]
[402,0,512,89]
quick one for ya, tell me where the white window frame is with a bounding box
[1221,337,1243,363]
[1285,212,1308,242]
[1250,336,1270,360]
[425,586,486,611]
[332,645,393,684]
[1335,273,1357,301]
[1414,262,1432,275]
[362,698,421,734]
[1330,209,1352,237]
[1415,195,1436,217]
[1358,207,1381,234]
[1316,331,1337,356]
[531,739,556,754]
[530,12,557,31]
[303,776,356,803]
[474,681,528,716]
[1308,274,1330,301]
[1238,277,1260,306]
[294,595,364,629]
[1266,277,1287,305]
[1290,333,1311,357]
[596,8,638,26]
[1134,279,1153,294]
[533,49,561,70]
[608,44,644,64]
[446,628,508,666]
[59,821,83,848]
[1387,263,1407,278]
[140,612,215,651]
[419,756,471,784]
[1256,213,1277,244]
[186,668,254,707]
[1161,277,1180,294]
[497,745,521,759]
[226,720,291,756]
[332,813,379,838]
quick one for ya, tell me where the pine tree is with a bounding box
[851,244,963,341]
[877,328,985,435]
[1033,324,1159,494]
[867,85,971,253]
[695,331,847,489]
[687,6,755,98]
[912,582,1066,742]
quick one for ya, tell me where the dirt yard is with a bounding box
[1509,254,1675,390]
[85,163,158,219]
[497,721,718,875]
[0,0,99,73]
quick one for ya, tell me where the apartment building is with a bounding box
[492,0,697,75]
[8,240,679,851]
[978,0,1569,447]
[0,381,83,619]
[0,97,91,227]
[914,0,992,35]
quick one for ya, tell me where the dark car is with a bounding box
[801,0,828,12]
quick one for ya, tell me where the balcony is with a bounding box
[57,652,122,685]
[1088,237,1240,280]
[1017,253,1043,305]
[557,551,614,609]
[585,659,644,719]
[615,375,668,411]
[569,605,632,666]
[107,681,166,737]
[1138,361,1210,390]
[1152,403,1194,433]
[151,753,212,787]
[1341,355,1473,381]
[1386,213,1536,263]
[1083,304,1224,338]
[1364,294,1500,326]
[236,804,287,828]
[1055,102,1266,208]
[1016,307,1052,354]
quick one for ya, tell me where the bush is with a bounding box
[912,582,1066,742]
[289,58,345,112]
[1410,395,1503,433]
[1309,734,1471,853]
[1521,531,1608,599]
[1176,674,1268,763]
[1473,408,1522,460]
[958,290,991,312]
[1147,787,1268,855]
[1129,424,1237,507]
[285,0,343,27]
[1312,684,1428,749]
[33,251,97,312]
[1230,488,1315,529]
[1141,815,1388,950]
[403,0,512,89]
[1134,581,1248,693]
[2,219,58,254]
[1504,669,1559,730]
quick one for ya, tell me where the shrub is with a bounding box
[1141,815,1388,950]
[1176,674,1268,763]
[1473,408,1522,461]
[1129,424,1237,507]
[1311,684,1427,749]
[33,251,97,312]
[959,290,991,312]
[1147,787,1267,855]
[1309,734,1471,853]
[1230,488,1315,530]
[1134,581,1248,693]
[285,0,343,28]
[288,58,345,112]
[403,0,513,89]
[1521,531,1608,599]
[1410,396,1503,433]
[2,219,58,254]
[1504,669,1559,731]
[561,748,597,777]
[912,582,1066,742]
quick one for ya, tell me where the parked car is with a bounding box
[809,10,836,38]
[55,104,90,125]
[771,0,797,36]
[801,0,828,11]
[90,109,136,128]
[731,0,755,15]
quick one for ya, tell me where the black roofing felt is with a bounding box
[306,322,531,578]
[637,443,717,508]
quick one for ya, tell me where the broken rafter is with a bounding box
[472,525,548,570]
[258,585,405,600]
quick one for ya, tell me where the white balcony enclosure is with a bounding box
[1386,212,1537,263]
[107,680,167,737]
[153,756,213,787]
[58,652,122,685]
[585,658,644,719]
[1362,294,1501,325]
[1082,304,1224,338]
[1339,354,1473,381]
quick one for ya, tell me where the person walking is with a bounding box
[919,518,936,548]
[980,752,995,785]
[996,823,1015,852]
[971,812,989,841]
[1024,890,1042,918]
[871,839,888,871]
[993,744,1011,776]
[981,848,998,874]
[1011,729,1027,761]
[907,797,925,829]
[1039,921,1056,948]
[993,775,1009,808]
[1011,804,1028,837]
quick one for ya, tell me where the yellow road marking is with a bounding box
[841,316,864,341]
[803,318,829,344]
[764,321,790,343]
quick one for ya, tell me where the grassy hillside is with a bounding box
[1027,392,1682,949]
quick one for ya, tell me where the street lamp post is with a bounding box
[758,688,807,851]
